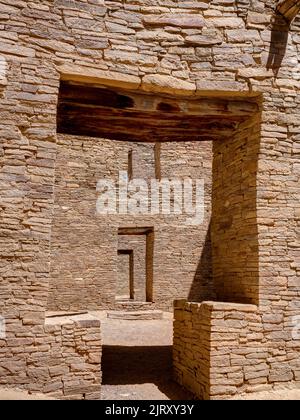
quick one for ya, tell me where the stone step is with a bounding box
[115,300,155,311]
[107,310,163,320]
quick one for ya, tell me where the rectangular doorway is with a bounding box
[117,250,134,301]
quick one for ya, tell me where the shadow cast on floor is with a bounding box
[102,345,193,400]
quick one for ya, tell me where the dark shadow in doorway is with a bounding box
[102,345,193,400]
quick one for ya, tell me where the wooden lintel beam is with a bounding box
[57,81,259,142]
[59,81,259,118]
[277,0,300,22]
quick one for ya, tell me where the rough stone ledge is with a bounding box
[58,64,140,90]
[141,74,196,96]
[174,299,258,313]
[57,64,260,99]
[45,312,101,328]
[196,80,248,94]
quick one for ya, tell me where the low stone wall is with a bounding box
[0,313,101,400]
[48,135,213,312]
[173,300,299,400]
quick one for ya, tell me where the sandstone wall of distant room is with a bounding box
[47,136,213,311]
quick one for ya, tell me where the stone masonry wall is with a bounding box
[211,114,261,304]
[42,314,101,399]
[1,312,101,399]
[174,300,299,399]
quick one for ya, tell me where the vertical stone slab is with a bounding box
[211,114,262,304]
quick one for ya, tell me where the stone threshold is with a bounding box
[107,310,163,320]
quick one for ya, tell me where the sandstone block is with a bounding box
[185,34,222,46]
[237,68,274,79]
[58,64,141,90]
[141,74,196,96]
[143,14,205,28]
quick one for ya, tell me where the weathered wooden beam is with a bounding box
[59,82,259,118]
[277,0,300,22]
[57,81,259,142]
[57,104,242,142]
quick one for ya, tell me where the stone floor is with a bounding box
[231,389,300,400]
[0,389,54,400]
[96,311,193,400]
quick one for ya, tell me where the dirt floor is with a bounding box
[1,312,300,400]
[0,389,54,400]
[232,389,300,400]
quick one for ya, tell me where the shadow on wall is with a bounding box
[267,13,290,77]
[102,345,193,400]
[188,222,214,302]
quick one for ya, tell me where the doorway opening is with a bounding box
[117,227,154,304]
[117,250,134,301]
[51,74,262,399]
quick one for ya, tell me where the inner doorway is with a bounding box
[117,227,154,304]
[117,250,134,301]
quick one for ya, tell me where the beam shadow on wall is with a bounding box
[188,222,214,302]
[267,13,290,77]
